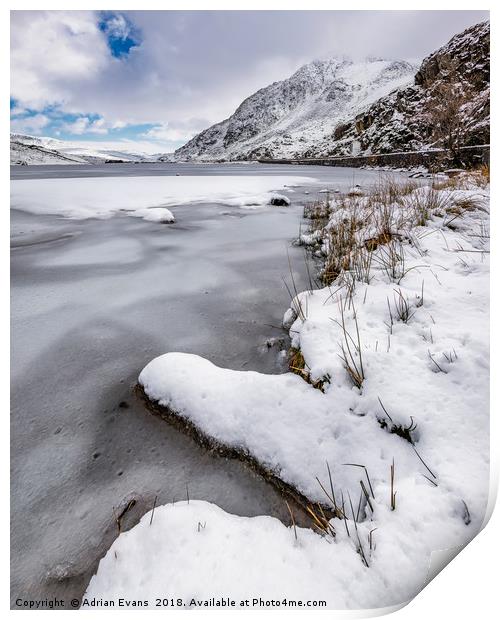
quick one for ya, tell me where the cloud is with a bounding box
[10,103,28,117]
[61,116,109,135]
[11,11,109,109]
[101,13,131,40]
[10,114,50,135]
[142,121,205,142]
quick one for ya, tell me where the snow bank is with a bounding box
[91,184,489,609]
[138,352,415,502]
[84,500,410,609]
[10,175,314,221]
[130,208,175,223]
[347,185,364,196]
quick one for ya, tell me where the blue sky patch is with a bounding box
[98,12,141,58]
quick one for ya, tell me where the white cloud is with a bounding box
[10,11,109,108]
[142,122,197,142]
[10,114,50,135]
[102,14,130,40]
[61,116,109,135]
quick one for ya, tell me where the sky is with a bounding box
[10,10,489,154]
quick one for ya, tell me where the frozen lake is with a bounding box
[10,163,396,606]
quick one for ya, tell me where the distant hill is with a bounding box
[10,133,151,165]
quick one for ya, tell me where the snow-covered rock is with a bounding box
[282,307,297,330]
[269,194,290,206]
[347,186,364,196]
[308,21,490,158]
[131,208,175,223]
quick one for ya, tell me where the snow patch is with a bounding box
[10,175,314,220]
[131,208,175,223]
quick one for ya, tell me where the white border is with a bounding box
[3,2,496,618]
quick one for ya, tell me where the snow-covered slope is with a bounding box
[174,21,489,162]
[10,135,87,165]
[174,58,417,161]
[309,20,490,157]
[10,133,150,165]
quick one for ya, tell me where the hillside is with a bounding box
[174,21,489,161]
[10,134,149,165]
[307,20,490,157]
[174,58,416,161]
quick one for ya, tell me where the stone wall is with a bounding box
[258,145,489,170]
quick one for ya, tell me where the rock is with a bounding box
[347,186,364,196]
[306,21,489,160]
[282,307,298,330]
[47,563,77,582]
[333,122,351,140]
[269,195,290,206]
[112,492,157,533]
[265,336,287,351]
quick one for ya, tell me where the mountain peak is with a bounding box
[174,54,416,161]
[173,20,489,162]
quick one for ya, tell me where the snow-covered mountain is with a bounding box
[10,133,151,165]
[175,21,489,161]
[10,134,86,165]
[307,20,490,157]
[174,58,417,161]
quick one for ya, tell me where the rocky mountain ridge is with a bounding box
[174,20,489,161]
[174,58,417,161]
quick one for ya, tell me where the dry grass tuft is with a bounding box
[288,347,330,392]
[333,300,365,389]
[364,231,393,251]
[404,186,451,225]
[390,459,396,511]
[320,198,361,285]
[288,347,306,374]
[478,164,490,185]
[304,200,331,221]
[306,503,337,539]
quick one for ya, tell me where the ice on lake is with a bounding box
[10,163,393,605]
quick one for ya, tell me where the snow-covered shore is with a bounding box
[10,175,314,221]
[86,173,490,609]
